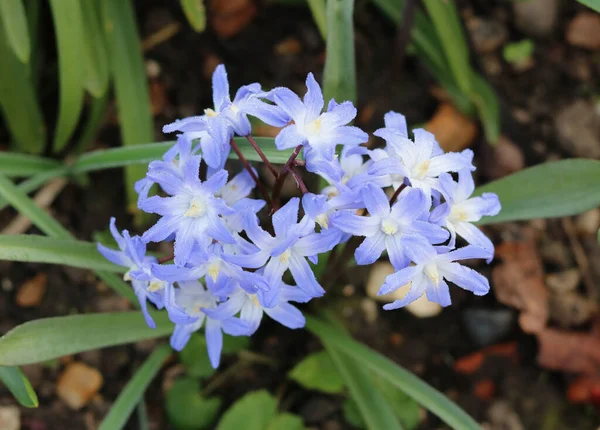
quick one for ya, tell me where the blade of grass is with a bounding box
[0,234,123,273]
[305,316,481,430]
[99,344,172,430]
[471,72,500,144]
[0,0,30,63]
[102,0,154,217]
[323,0,356,104]
[307,0,327,39]
[180,0,206,32]
[0,18,45,153]
[0,166,71,212]
[576,0,600,12]
[0,366,38,408]
[74,90,109,154]
[422,0,472,94]
[81,1,109,98]
[48,0,85,152]
[0,312,173,366]
[0,153,61,177]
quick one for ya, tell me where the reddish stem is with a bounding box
[230,139,273,208]
[271,145,303,211]
[246,135,279,178]
[290,168,308,194]
[158,254,174,264]
[389,184,407,206]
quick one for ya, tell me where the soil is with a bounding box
[1,0,600,429]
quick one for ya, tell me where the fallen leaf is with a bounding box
[57,362,103,410]
[474,379,496,401]
[537,328,600,374]
[566,12,600,50]
[425,103,478,152]
[454,342,518,375]
[211,0,256,38]
[16,273,47,308]
[493,233,549,334]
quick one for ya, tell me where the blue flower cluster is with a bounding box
[99,65,500,367]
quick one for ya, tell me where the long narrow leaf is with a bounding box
[0,18,45,153]
[422,0,471,94]
[326,342,402,429]
[576,0,600,12]
[102,0,154,214]
[307,0,327,39]
[0,366,38,408]
[470,73,500,144]
[99,344,172,430]
[48,0,85,152]
[0,0,30,63]
[0,234,122,272]
[0,153,61,177]
[180,0,206,32]
[476,159,600,224]
[0,166,71,212]
[305,316,481,430]
[75,90,109,154]
[0,312,173,366]
[0,175,70,238]
[323,0,356,104]
[81,1,109,98]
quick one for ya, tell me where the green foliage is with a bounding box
[288,350,345,394]
[0,312,172,366]
[0,153,61,177]
[0,0,30,63]
[0,366,38,408]
[166,378,222,430]
[101,0,155,217]
[305,316,481,430]
[99,344,172,430]
[179,334,249,379]
[48,0,85,152]
[307,0,327,39]
[323,0,356,104]
[0,234,122,272]
[576,0,600,12]
[503,39,534,65]
[81,2,110,98]
[181,0,207,32]
[217,390,305,430]
[476,159,600,225]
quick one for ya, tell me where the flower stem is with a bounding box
[246,135,278,177]
[230,139,273,208]
[271,145,303,211]
[389,184,407,206]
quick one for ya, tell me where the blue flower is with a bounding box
[163,65,288,169]
[332,184,449,269]
[430,170,500,257]
[272,74,368,175]
[140,155,235,266]
[370,127,474,201]
[227,197,338,297]
[97,218,166,328]
[379,245,491,309]
[163,282,249,368]
[204,279,312,335]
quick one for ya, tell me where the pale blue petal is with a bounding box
[170,325,194,351]
[273,87,305,120]
[330,212,380,237]
[354,233,386,265]
[272,197,300,236]
[303,73,324,122]
[439,262,490,296]
[205,318,223,368]
[275,124,306,150]
[383,111,408,136]
[288,255,325,297]
[265,303,305,329]
[379,265,419,295]
[426,279,452,306]
[212,64,230,110]
[360,184,390,218]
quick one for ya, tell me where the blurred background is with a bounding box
[0,0,600,428]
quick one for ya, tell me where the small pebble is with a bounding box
[486,136,525,179]
[513,0,558,38]
[360,298,379,323]
[0,406,20,430]
[16,273,47,307]
[575,208,600,236]
[406,295,442,318]
[366,262,406,302]
[555,100,600,159]
[57,362,103,410]
[467,17,508,54]
[566,12,600,50]
[546,269,581,293]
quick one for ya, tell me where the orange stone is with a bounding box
[57,362,103,410]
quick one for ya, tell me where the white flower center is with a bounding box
[381,218,399,235]
[148,279,166,292]
[207,262,220,281]
[184,197,207,218]
[204,108,218,117]
[316,213,329,229]
[123,270,132,282]
[305,118,322,136]
[449,205,470,222]
[278,249,292,264]
[230,104,240,113]
[424,263,440,285]
[413,159,431,180]
[250,294,261,307]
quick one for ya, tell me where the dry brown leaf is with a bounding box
[492,235,549,334]
[211,0,256,38]
[15,273,47,308]
[424,103,478,152]
[537,328,600,375]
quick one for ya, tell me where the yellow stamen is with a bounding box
[381,219,399,235]
[204,108,218,117]
[413,160,431,180]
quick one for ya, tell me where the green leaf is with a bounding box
[375,375,421,429]
[0,0,30,63]
[166,378,221,430]
[217,390,278,430]
[99,344,172,430]
[305,316,480,430]
[179,334,216,379]
[49,0,85,152]
[180,0,206,32]
[0,312,173,366]
[0,153,61,177]
[576,0,600,12]
[422,0,472,94]
[102,0,154,216]
[288,351,345,394]
[0,234,122,272]
[267,413,305,430]
[323,0,356,104]
[0,175,71,238]
[307,0,327,39]
[343,398,364,428]
[75,90,109,154]
[470,72,500,144]
[503,39,534,65]
[81,1,109,98]
[0,17,45,153]
[325,342,403,430]
[0,166,71,212]
[476,159,600,225]
[0,366,38,408]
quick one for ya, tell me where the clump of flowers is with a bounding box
[99,65,501,368]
